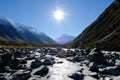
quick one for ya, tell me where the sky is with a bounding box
[0,0,114,39]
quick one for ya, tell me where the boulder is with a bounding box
[102,66,120,76]
[89,62,99,72]
[43,58,55,65]
[89,48,106,64]
[73,56,84,62]
[34,66,49,77]
[7,58,20,69]
[69,72,84,80]
[31,59,42,68]
[9,70,31,80]
[26,54,35,60]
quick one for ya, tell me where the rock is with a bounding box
[89,48,106,64]
[19,58,27,64]
[7,58,20,69]
[102,66,120,76]
[1,53,12,65]
[43,58,55,65]
[31,59,42,68]
[73,56,84,62]
[103,77,113,80]
[89,62,99,72]
[16,64,27,69]
[9,70,31,80]
[89,72,99,79]
[34,66,49,77]
[69,72,84,80]
[0,66,12,73]
[26,54,35,60]
[115,59,120,67]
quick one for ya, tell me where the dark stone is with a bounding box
[31,59,42,68]
[73,56,84,62]
[102,66,120,76]
[34,67,49,77]
[89,48,106,64]
[9,70,31,80]
[43,58,55,65]
[89,62,99,72]
[69,72,84,80]
[26,54,35,60]
[7,59,20,69]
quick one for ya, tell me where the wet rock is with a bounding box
[69,72,84,80]
[34,66,49,77]
[43,58,55,65]
[89,48,106,64]
[31,59,42,68]
[9,70,31,80]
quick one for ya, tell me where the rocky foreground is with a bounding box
[0,47,120,80]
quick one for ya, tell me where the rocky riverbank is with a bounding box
[0,47,120,80]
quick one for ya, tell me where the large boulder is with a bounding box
[43,58,55,65]
[89,48,106,64]
[34,66,49,77]
[89,62,99,72]
[31,59,42,68]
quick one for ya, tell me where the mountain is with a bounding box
[71,0,120,51]
[16,24,56,44]
[0,16,24,42]
[0,17,56,45]
[56,34,76,44]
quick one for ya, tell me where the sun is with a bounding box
[53,9,65,21]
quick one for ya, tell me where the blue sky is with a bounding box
[0,0,114,39]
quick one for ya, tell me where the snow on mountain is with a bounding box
[56,33,76,44]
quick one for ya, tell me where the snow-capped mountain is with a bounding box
[0,16,56,45]
[0,16,24,42]
[16,23,56,44]
[56,34,76,44]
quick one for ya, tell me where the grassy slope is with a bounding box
[71,1,120,51]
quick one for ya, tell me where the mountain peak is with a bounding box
[56,34,76,44]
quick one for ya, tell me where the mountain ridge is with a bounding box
[0,16,57,45]
[71,0,120,51]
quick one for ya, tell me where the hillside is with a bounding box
[71,0,120,51]
[0,17,56,46]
